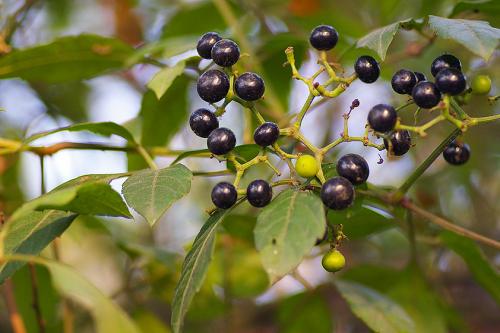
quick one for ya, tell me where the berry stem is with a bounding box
[293,92,316,128]
[136,145,158,170]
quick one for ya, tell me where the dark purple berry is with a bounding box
[197,69,230,103]
[368,104,397,132]
[354,55,380,83]
[246,180,272,208]
[212,182,237,209]
[391,69,417,95]
[254,122,279,147]
[443,141,470,165]
[189,108,219,138]
[384,130,411,156]
[336,154,369,185]
[414,72,427,82]
[207,127,236,155]
[196,32,221,59]
[234,72,265,101]
[320,176,355,210]
[412,81,441,109]
[431,54,462,77]
[211,39,240,67]
[435,68,466,96]
[309,25,339,51]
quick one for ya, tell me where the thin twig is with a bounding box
[28,264,45,333]
[2,279,27,333]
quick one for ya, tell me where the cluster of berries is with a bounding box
[190,32,279,209]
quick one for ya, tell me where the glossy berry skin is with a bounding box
[391,69,417,95]
[320,176,355,210]
[431,54,462,77]
[211,182,237,209]
[367,104,397,132]
[246,180,273,208]
[354,56,380,83]
[322,249,345,273]
[234,72,265,101]
[412,81,441,109]
[189,108,219,138]
[443,141,470,165]
[414,71,427,82]
[196,32,221,59]
[384,130,411,156]
[207,127,236,155]
[309,25,339,50]
[295,155,319,178]
[254,122,279,147]
[211,39,240,67]
[435,68,466,96]
[471,75,491,95]
[336,154,369,185]
[197,69,230,103]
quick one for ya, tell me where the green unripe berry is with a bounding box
[295,155,319,178]
[321,249,345,273]
[471,75,492,95]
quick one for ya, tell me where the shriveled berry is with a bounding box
[207,127,236,155]
[435,68,466,96]
[367,104,397,132]
[354,56,380,83]
[412,81,441,109]
[336,154,369,185]
[197,69,230,103]
[391,69,417,95]
[234,72,265,101]
[320,176,355,210]
[443,141,470,165]
[384,130,411,156]
[414,71,427,82]
[211,39,240,67]
[211,182,237,209]
[322,249,345,272]
[254,122,279,147]
[196,32,221,59]
[189,108,219,138]
[431,54,461,77]
[246,180,272,208]
[309,25,339,50]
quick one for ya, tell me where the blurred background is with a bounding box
[0,0,499,332]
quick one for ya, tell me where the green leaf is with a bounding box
[356,22,401,60]
[171,208,235,333]
[335,280,415,333]
[0,34,135,83]
[171,148,211,164]
[25,122,136,144]
[441,231,500,304]
[226,144,261,172]
[278,292,333,333]
[0,211,77,283]
[147,61,186,99]
[254,189,326,282]
[451,1,500,21]
[122,164,192,226]
[127,36,198,65]
[428,16,500,61]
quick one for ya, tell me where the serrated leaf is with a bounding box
[428,16,500,61]
[356,22,401,60]
[171,208,235,333]
[335,280,415,333]
[122,164,192,226]
[147,61,186,99]
[25,122,136,144]
[0,211,77,283]
[0,34,135,83]
[254,189,326,283]
[441,231,500,304]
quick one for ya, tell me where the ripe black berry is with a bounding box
[234,72,265,101]
[367,104,397,132]
[189,108,219,138]
[254,122,279,147]
[414,72,427,83]
[354,56,380,83]
[211,39,240,67]
[412,81,441,109]
[211,182,237,209]
[336,154,369,185]
[197,69,230,103]
[443,141,470,165]
[196,32,221,59]
[435,68,466,96]
[246,179,272,207]
[207,127,236,155]
[309,25,339,51]
[391,69,417,95]
[384,130,411,156]
[320,176,355,210]
[431,54,462,77]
